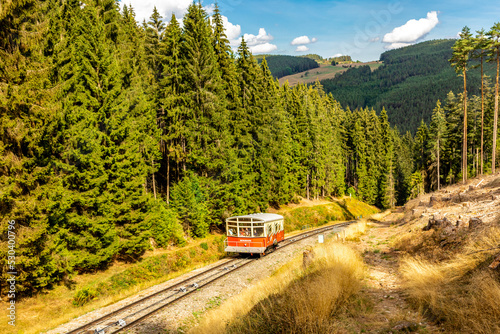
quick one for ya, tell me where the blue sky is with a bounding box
[124,0,500,61]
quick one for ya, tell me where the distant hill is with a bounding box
[330,55,352,63]
[278,62,382,86]
[320,39,491,134]
[256,55,320,79]
[299,54,323,62]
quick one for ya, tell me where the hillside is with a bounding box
[255,55,320,78]
[320,39,493,134]
[278,61,382,86]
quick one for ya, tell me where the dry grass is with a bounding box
[400,227,500,333]
[190,240,365,334]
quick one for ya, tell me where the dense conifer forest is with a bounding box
[255,55,319,78]
[1,0,499,300]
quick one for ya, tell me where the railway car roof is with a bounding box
[226,213,284,223]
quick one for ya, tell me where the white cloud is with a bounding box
[295,45,310,52]
[242,28,274,46]
[291,35,317,45]
[383,11,439,49]
[332,53,344,57]
[236,28,277,54]
[370,37,380,42]
[126,0,192,23]
[250,43,278,54]
[221,15,241,41]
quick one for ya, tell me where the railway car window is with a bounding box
[228,226,237,236]
[253,227,264,237]
[239,228,250,237]
[267,224,273,235]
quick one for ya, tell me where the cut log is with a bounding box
[303,247,315,269]
[423,216,451,231]
[489,253,500,269]
[469,217,482,229]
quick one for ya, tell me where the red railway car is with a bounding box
[224,213,285,256]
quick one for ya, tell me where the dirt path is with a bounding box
[349,213,444,333]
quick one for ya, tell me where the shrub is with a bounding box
[72,287,100,307]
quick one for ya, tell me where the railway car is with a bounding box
[224,213,285,256]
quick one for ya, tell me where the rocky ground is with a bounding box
[349,213,444,333]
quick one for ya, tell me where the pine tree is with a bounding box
[450,26,474,182]
[472,29,489,174]
[488,23,500,173]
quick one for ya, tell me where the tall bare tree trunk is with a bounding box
[481,57,485,175]
[152,158,157,200]
[494,50,500,174]
[463,69,467,183]
[437,139,441,190]
[306,174,310,200]
[166,154,170,204]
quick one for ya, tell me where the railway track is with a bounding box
[66,221,354,334]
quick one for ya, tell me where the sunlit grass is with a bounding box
[190,239,365,334]
[400,227,500,333]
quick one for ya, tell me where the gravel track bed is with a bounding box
[46,227,345,334]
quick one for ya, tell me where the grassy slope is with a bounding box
[5,198,378,334]
[278,62,382,86]
[190,173,500,334]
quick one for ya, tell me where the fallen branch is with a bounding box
[489,253,500,269]
[475,179,485,188]
[466,246,500,255]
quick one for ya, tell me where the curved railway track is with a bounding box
[66,221,354,334]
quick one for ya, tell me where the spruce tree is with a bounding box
[160,13,184,201]
[443,92,462,183]
[180,2,228,175]
[428,100,447,190]
[0,0,64,295]
[379,108,395,208]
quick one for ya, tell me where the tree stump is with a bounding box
[303,247,315,269]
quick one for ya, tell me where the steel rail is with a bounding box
[66,220,356,333]
[66,258,238,334]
